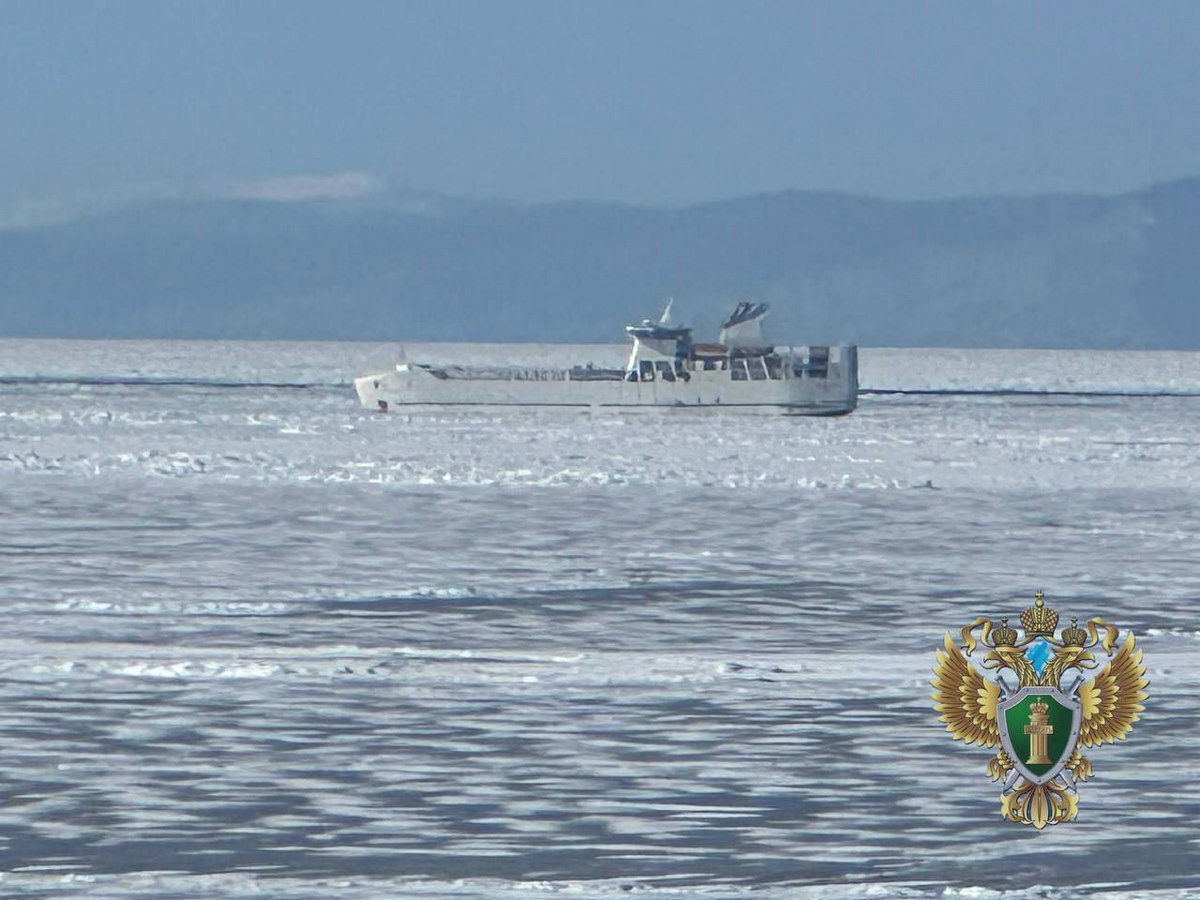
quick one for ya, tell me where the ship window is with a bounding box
[702,359,717,371]
[657,361,676,382]
[765,355,783,380]
[639,360,655,382]
[731,359,748,381]
[749,358,768,380]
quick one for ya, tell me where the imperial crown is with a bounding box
[1020,590,1059,635]
[992,616,1018,646]
[1061,616,1088,647]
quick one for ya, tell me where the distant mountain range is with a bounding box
[2,178,1197,348]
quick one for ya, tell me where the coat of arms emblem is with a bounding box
[931,591,1147,828]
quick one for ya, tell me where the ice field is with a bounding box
[0,340,1198,898]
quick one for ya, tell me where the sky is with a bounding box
[2,0,1199,215]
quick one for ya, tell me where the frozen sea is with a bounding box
[1,340,1198,899]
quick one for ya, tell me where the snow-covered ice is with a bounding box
[0,341,1197,898]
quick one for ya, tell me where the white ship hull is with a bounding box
[355,347,857,416]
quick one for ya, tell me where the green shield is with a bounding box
[1002,691,1077,779]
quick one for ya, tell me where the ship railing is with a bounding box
[430,365,572,381]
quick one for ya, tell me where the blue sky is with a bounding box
[2,0,1198,213]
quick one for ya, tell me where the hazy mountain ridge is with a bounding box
[1,180,1197,348]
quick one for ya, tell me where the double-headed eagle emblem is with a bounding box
[931,591,1147,828]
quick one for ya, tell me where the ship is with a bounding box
[354,301,857,415]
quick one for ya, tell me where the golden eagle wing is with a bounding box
[1077,633,1148,746]
[932,633,1001,746]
